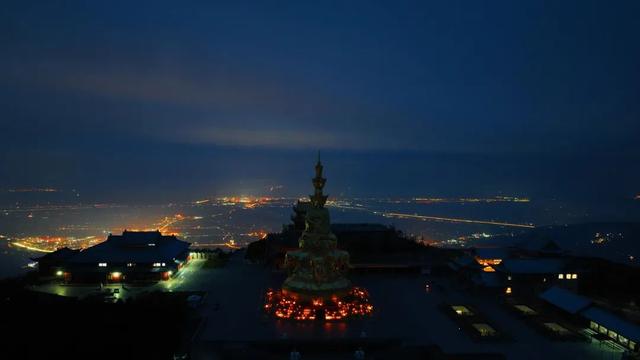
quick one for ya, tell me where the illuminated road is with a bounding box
[381,212,535,229]
[11,242,52,252]
[11,235,100,253]
[329,204,535,229]
[156,258,206,292]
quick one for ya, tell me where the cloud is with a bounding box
[5,58,429,151]
[159,124,425,151]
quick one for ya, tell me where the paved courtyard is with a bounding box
[189,252,625,360]
[30,252,627,360]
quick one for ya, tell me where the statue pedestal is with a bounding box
[265,286,373,321]
[282,249,351,299]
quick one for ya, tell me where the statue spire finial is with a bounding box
[310,153,328,208]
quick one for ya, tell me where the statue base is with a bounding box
[264,287,373,321]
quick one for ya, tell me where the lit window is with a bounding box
[590,321,598,331]
[505,287,512,294]
[162,262,166,266]
[147,243,156,246]
[127,263,135,267]
[55,270,64,276]
[476,258,502,266]
[618,336,628,345]
[153,262,162,267]
[571,274,578,279]
[98,262,107,267]
[507,276,512,281]
[599,325,608,334]
[565,273,571,279]
[558,274,564,279]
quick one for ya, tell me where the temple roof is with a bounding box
[539,286,591,314]
[68,230,190,264]
[33,247,80,262]
[331,223,393,232]
[474,247,509,259]
[582,307,640,342]
[501,258,565,274]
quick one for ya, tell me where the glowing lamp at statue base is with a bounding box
[265,287,373,321]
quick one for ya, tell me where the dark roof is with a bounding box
[501,258,565,274]
[69,231,190,264]
[330,223,393,232]
[453,255,475,267]
[582,307,640,342]
[107,230,169,246]
[518,238,562,253]
[471,272,503,287]
[474,247,509,259]
[539,286,591,314]
[33,247,80,262]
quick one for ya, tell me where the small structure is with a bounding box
[501,258,578,295]
[452,247,580,296]
[539,286,640,353]
[583,307,639,352]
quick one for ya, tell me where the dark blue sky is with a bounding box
[1,1,639,203]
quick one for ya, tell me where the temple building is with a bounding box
[35,230,190,282]
[265,156,373,321]
[540,286,639,352]
[449,247,582,296]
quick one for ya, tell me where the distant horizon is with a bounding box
[2,148,638,205]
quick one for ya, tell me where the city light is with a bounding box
[11,235,100,253]
[476,258,502,266]
[246,231,268,239]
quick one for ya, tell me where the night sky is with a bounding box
[1,1,639,203]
